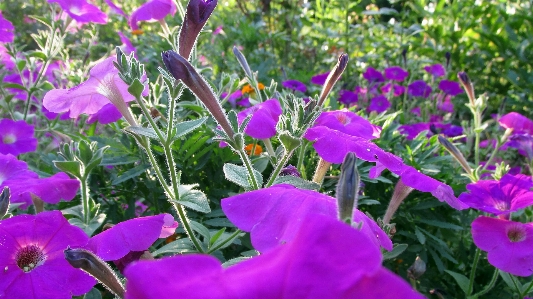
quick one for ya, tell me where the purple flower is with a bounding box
[310,71,329,85]
[304,126,467,210]
[438,80,463,96]
[48,0,108,24]
[424,64,445,77]
[437,96,454,113]
[384,66,409,82]
[499,112,533,135]
[0,44,14,70]
[507,133,533,160]
[0,211,96,298]
[222,184,392,252]
[279,165,301,177]
[86,103,123,124]
[338,89,358,107]
[398,123,430,140]
[118,32,136,56]
[411,107,421,117]
[105,0,126,16]
[381,83,405,97]
[0,11,14,43]
[43,57,140,126]
[238,99,282,139]
[0,154,80,209]
[408,80,432,98]
[129,0,177,30]
[472,216,533,276]
[0,119,38,155]
[367,95,391,113]
[124,214,423,299]
[363,67,384,83]
[282,79,307,93]
[213,25,224,35]
[458,174,533,215]
[87,214,177,270]
[313,109,381,140]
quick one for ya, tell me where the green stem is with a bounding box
[207,229,242,254]
[237,148,260,190]
[467,247,482,296]
[262,138,276,160]
[265,149,295,188]
[521,277,533,298]
[80,176,91,225]
[471,268,499,298]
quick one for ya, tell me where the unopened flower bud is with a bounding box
[64,248,125,298]
[383,180,414,224]
[401,48,407,67]
[438,135,472,175]
[407,256,426,280]
[457,71,475,106]
[445,52,451,69]
[232,46,253,79]
[279,165,301,177]
[30,194,44,214]
[336,152,360,223]
[318,53,349,107]
[178,0,218,60]
[0,187,10,218]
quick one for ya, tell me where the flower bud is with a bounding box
[445,52,451,69]
[0,187,10,218]
[30,194,44,214]
[178,0,218,60]
[401,48,407,67]
[383,180,414,224]
[407,256,426,280]
[457,71,475,106]
[336,152,360,223]
[438,135,472,175]
[232,46,253,79]
[318,53,349,107]
[64,248,125,298]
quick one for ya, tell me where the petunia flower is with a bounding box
[0,119,38,155]
[0,11,14,43]
[310,71,330,85]
[437,95,454,113]
[367,95,391,113]
[0,154,80,209]
[408,80,432,98]
[43,56,140,126]
[438,80,463,96]
[0,44,14,70]
[363,67,384,83]
[381,83,405,97]
[313,109,381,140]
[384,66,409,82]
[282,79,307,93]
[118,31,136,56]
[104,0,126,17]
[124,214,424,299]
[499,112,533,135]
[338,89,358,107]
[458,174,533,215]
[0,211,96,299]
[398,123,462,140]
[238,98,282,139]
[221,184,392,252]
[86,103,123,124]
[129,0,177,31]
[507,133,533,161]
[424,64,445,77]
[304,126,467,210]
[48,0,108,24]
[87,213,178,271]
[471,216,533,276]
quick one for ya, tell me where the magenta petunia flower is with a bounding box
[313,109,381,140]
[304,126,467,210]
[124,214,423,299]
[310,71,329,85]
[0,119,38,155]
[438,80,463,96]
[282,79,307,93]
[0,211,96,299]
[221,184,392,252]
[471,216,533,276]
[398,123,431,140]
[408,80,432,98]
[338,89,358,106]
[0,11,14,43]
[398,123,462,140]
[43,57,142,126]
[363,67,384,83]
[105,0,126,16]
[384,66,409,82]
[118,32,136,56]
[129,0,177,30]
[507,133,533,160]
[499,112,533,135]
[0,44,14,70]
[424,64,445,77]
[86,103,123,124]
[48,0,108,24]
[238,98,282,139]
[367,95,391,113]
[381,83,405,97]
[0,154,80,209]
[437,95,454,113]
[458,174,533,215]
[87,214,177,270]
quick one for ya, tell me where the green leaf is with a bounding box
[112,163,150,185]
[211,231,242,251]
[499,270,522,291]
[28,51,47,60]
[383,244,408,260]
[177,184,211,213]
[190,220,210,240]
[101,155,139,166]
[83,288,103,299]
[272,175,320,190]
[414,227,426,244]
[204,218,235,227]
[172,117,208,140]
[223,163,263,189]
[209,228,226,246]
[125,126,160,140]
[278,132,301,152]
[127,78,145,98]
[53,161,82,178]
[416,219,464,230]
[445,270,470,294]
[152,238,195,257]
[68,213,106,236]
[3,83,26,91]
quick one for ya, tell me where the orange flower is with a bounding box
[131,29,144,35]
[257,82,265,90]
[245,143,263,156]
[242,82,265,94]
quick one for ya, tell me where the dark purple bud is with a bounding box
[318,53,349,107]
[279,165,301,177]
[445,52,451,68]
[178,0,218,60]
[65,248,125,298]
[336,152,359,223]
[457,71,475,105]
[429,123,439,135]
[0,187,9,218]
[401,48,407,67]
[162,50,234,138]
